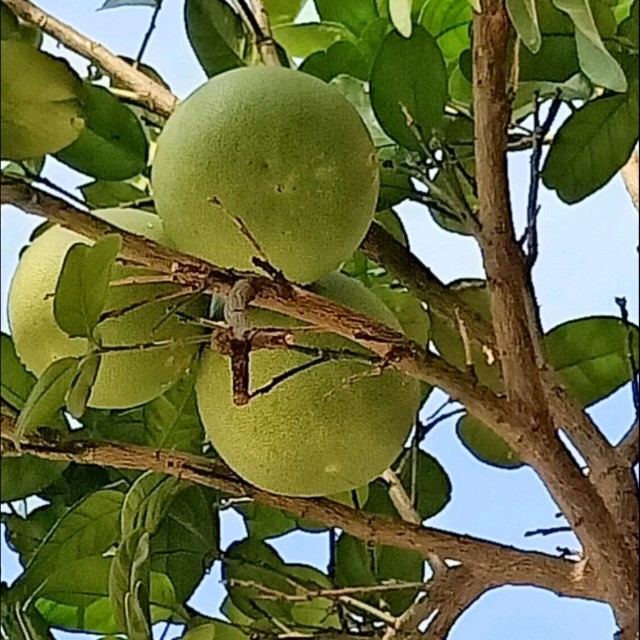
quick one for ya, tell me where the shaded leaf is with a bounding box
[506,0,542,52]
[618,0,638,46]
[263,0,306,25]
[142,373,204,453]
[370,27,448,150]
[65,353,100,418]
[375,544,423,614]
[236,502,297,539]
[53,234,122,339]
[15,357,80,438]
[299,41,368,82]
[374,208,409,247]
[1,41,83,160]
[314,0,379,35]
[55,84,148,180]
[398,450,452,519]
[457,414,524,469]
[273,21,357,57]
[185,0,247,77]
[1,457,68,503]
[121,472,183,538]
[16,488,124,597]
[542,82,639,203]
[371,284,430,345]
[552,0,627,91]
[1,332,36,409]
[377,148,414,209]
[0,3,41,46]
[81,179,149,209]
[334,534,376,587]
[100,0,158,8]
[546,316,640,407]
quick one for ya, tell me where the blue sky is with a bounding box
[1,1,638,639]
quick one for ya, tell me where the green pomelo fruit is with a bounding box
[195,272,421,497]
[151,66,380,284]
[8,208,207,409]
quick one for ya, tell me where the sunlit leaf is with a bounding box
[1,332,36,409]
[273,21,357,57]
[506,0,542,52]
[389,0,413,37]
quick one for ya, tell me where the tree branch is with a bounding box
[1,0,177,117]
[617,420,639,468]
[472,0,638,631]
[0,411,604,604]
[621,146,639,212]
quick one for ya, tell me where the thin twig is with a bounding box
[134,0,163,66]
[524,525,573,538]
[615,297,640,423]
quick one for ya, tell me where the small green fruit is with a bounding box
[8,208,206,409]
[152,66,380,284]
[195,272,421,497]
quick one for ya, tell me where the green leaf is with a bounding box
[16,488,124,598]
[457,414,524,469]
[182,622,248,640]
[263,0,306,25]
[334,534,376,587]
[15,357,80,438]
[429,280,503,391]
[53,234,122,339]
[374,208,409,247]
[314,0,379,35]
[109,530,152,639]
[506,0,542,52]
[375,544,423,614]
[1,41,84,160]
[419,0,472,64]
[542,84,639,203]
[0,3,41,46]
[299,41,369,82]
[150,485,219,601]
[185,0,247,78]
[546,316,639,407]
[121,472,183,538]
[141,374,204,453]
[1,456,68,502]
[390,0,413,37]
[55,84,148,180]
[618,0,638,46]
[552,0,627,91]
[273,22,357,57]
[398,451,452,520]
[377,146,414,209]
[370,27,448,150]
[236,502,297,539]
[81,179,149,209]
[65,353,100,418]
[371,284,430,345]
[1,332,36,409]
[100,0,157,8]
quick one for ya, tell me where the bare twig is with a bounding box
[615,297,640,422]
[134,0,163,66]
[524,525,573,538]
[381,469,421,525]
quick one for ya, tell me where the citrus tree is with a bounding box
[1,0,639,638]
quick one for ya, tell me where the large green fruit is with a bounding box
[8,208,207,409]
[151,66,379,284]
[196,272,421,496]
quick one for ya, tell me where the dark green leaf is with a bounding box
[399,450,452,519]
[546,316,640,407]
[236,502,297,539]
[15,357,80,438]
[377,147,413,209]
[54,233,122,339]
[185,0,247,77]
[55,84,148,180]
[141,373,204,453]
[334,534,376,587]
[0,3,41,46]
[109,530,152,639]
[182,622,248,640]
[273,21,357,57]
[374,208,409,247]
[542,83,639,203]
[1,456,68,502]
[1,332,36,409]
[370,27,448,150]
[314,0,378,35]
[65,353,100,418]
[81,179,149,209]
[618,0,638,46]
[16,488,124,597]
[457,414,524,469]
[374,545,423,614]
[552,0,627,91]
[299,41,368,81]
[121,472,183,537]
[506,0,542,52]
[1,41,84,160]
[150,485,219,601]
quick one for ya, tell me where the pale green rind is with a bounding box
[151,66,379,284]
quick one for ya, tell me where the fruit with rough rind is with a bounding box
[151,66,379,284]
[8,208,207,409]
[195,272,421,497]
